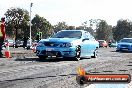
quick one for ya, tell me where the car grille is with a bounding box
[44,42,59,47]
[38,50,62,57]
[121,45,130,47]
[46,51,62,57]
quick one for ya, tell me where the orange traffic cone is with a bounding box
[5,42,11,58]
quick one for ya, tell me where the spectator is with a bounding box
[23,37,28,49]
[108,40,112,47]
[0,17,6,57]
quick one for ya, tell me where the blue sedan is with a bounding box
[36,30,99,60]
[116,38,132,52]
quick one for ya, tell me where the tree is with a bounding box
[31,14,53,39]
[80,21,95,36]
[53,22,68,33]
[4,7,30,39]
[89,19,101,29]
[113,19,132,41]
[76,26,95,36]
[67,26,75,30]
[96,20,113,41]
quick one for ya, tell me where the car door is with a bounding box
[81,32,94,57]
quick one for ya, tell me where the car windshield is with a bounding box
[51,31,82,38]
[120,39,132,43]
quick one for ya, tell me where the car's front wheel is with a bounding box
[38,56,47,61]
[74,46,81,61]
[116,49,120,52]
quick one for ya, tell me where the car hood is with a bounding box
[40,38,82,46]
[42,38,80,42]
[118,42,132,45]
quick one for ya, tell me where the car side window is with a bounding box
[89,34,95,41]
[85,32,95,40]
[83,32,90,39]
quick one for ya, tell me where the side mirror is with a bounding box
[82,38,89,42]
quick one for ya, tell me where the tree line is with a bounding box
[4,7,132,42]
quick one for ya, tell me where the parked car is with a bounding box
[32,40,38,46]
[109,42,117,47]
[36,30,99,60]
[98,40,108,47]
[4,39,14,47]
[15,39,23,47]
[116,38,132,52]
[26,40,33,50]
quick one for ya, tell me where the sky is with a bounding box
[0,0,132,27]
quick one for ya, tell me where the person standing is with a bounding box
[108,40,112,47]
[0,17,6,57]
[23,37,28,49]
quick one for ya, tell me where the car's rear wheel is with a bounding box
[91,49,98,58]
[74,46,81,61]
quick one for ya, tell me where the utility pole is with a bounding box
[29,3,33,49]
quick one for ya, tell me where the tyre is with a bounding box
[116,50,120,52]
[74,46,81,61]
[38,56,47,60]
[91,49,98,58]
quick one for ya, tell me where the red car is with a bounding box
[4,39,15,47]
[98,40,108,47]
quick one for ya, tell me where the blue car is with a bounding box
[116,38,132,52]
[36,30,99,60]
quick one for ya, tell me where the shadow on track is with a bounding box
[14,57,78,62]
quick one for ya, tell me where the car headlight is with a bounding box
[59,43,73,47]
[117,44,120,47]
[37,42,44,46]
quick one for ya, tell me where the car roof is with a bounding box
[60,30,85,32]
[98,40,106,41]
[123,38,132,39]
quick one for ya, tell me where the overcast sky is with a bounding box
[0,0,132,26]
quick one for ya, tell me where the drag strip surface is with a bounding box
[0,48,132,88]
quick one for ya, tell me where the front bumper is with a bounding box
[116,45,132,52]
[36,46,76,58]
